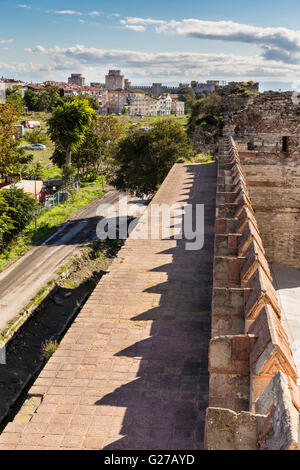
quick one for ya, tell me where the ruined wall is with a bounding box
[229,92,300,268]
[238,152,300,267]
[205,137,300,450]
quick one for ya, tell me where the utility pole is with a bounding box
[100,148,104,191]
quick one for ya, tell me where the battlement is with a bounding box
[205,137,300,450]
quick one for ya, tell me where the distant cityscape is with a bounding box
[0,70,230,117]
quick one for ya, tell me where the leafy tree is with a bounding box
[39,86,63,112]
[178,86,196,113]
[188,94,223,135]
[25,129,49,144]
[48,98,95,165]
[0,186,38,250]
[110,118,195,197]
[51,115,124,178]
[24,89,40,111]
[79,95,99,111]
[22,161,44,180]
[62,164,76,185]
[6,86,24,114]
[62,94,100,111]
[0,103,23,178]
[178,86,196,102]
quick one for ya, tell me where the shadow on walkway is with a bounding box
[95,163,217,450]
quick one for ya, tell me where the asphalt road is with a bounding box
[0,190,146,332]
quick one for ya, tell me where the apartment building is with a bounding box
[127,93,159,116]
[68,73,86,87]
[107,90,135,114]
[171,99,185,115]
[158,93,172,115]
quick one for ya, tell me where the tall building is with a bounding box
[105,70,125,91]
[68,74,86,87]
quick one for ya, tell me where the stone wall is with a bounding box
[229,92,300,268]
[205,137,300,450]
[237,151,300,268]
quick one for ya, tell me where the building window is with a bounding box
[247,140,255,151]
[282,136,289,153]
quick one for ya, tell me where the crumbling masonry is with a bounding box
[205,137,299,450]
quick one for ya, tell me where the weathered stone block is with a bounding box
[255,371,299,450]
[205,407,267,450]
[249,304,298,383]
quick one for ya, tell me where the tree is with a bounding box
[78,95,99,111]
[110,118,195,197]
[178,86,196,102]
[6,86,24,114]
[25,128,49,144]
[187,94,223,135]
[0,103,23,178]
[39,86,63,112]
[24,89,40,111]
[52,115,124,176]
[48,99,95,165]
[0,186,38,250]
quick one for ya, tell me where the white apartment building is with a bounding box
[158,93,172,115]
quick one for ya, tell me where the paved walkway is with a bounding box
[0,163,217,450]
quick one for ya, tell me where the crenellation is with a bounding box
[205,136,300,450]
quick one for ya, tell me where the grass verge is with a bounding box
[0,188,105,272]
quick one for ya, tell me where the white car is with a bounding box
[25,144,46,151]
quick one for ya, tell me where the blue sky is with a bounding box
[1,1,300,88]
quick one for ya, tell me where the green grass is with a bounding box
[117,114,189,130]
[80,175,107,188]
[0,188,105,271]
[41,339,59,361]
[176,152,214,164]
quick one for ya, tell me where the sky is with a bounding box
[1,1,300,89]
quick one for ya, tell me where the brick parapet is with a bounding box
[206,136,300,450]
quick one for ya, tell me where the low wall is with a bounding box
[205,137,300,450]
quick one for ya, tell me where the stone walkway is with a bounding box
[0,163,217,450]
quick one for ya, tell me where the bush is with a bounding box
[25,129,49,144]
[41,339,59,361]
[0,186,39,250]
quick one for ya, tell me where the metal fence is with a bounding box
[39,181,80,217]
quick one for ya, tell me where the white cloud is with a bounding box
[54,10,83,16]
[17,4,33,9]
[121,24,146,32]
[120,17,166,31]
[24,44,300,82]
[87,11,101,17]
[157,19,300,64]
[0,39,13,44]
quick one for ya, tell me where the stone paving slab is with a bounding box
[0,163,217,450]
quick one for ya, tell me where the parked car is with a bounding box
[20,120,40,129]
[24,144,46,151]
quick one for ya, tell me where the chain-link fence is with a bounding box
[39,181,80,217]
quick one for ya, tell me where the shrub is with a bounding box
[26,129,49,144]
[41,339,59,361]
